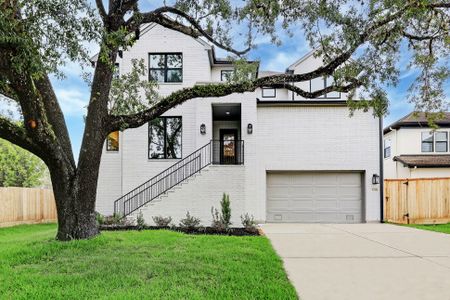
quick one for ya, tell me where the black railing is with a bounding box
[212,140,244,165]
[114,140,244,217]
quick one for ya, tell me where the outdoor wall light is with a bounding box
[200,124,206,135]
[247,123,253,134]
[372,174,380,185]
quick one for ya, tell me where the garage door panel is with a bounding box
[267,172,363,223]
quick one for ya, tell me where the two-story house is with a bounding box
[384,112,450,179]
[95,23,382,225]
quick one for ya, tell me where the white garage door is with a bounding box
[267,172,363,223]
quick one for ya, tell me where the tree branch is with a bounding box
[126,7,250,56]
[95,0,108,23]
[0,116,43,158]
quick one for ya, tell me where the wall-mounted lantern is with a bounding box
[200,124,206,135]
[372,174,380,185]
[247,123,253,134]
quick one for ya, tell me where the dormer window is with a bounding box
[149,53,182,83]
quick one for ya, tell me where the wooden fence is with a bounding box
[384,178,450,224]
[0,187,57,227]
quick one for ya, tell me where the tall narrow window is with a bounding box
[384,139,391,158]
[149,53,182,83]
[435,132,448,152]
[421,132,434,152]
[106,131,119,151]
[149,117,182,159]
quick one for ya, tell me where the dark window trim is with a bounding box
[149,53,183,83]
[148,116,183,159]
[106,131,119,152]
[384,139,391,158]
[309,76,341,99]
[221,69,234,81]
[421,131,434,153]
[261,87,276,98]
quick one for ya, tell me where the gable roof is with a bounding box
[286,49,316,71]
[393,155,450,168]
[384,112,450,134]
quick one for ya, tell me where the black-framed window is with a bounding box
[149,117,182,159]
[421,131,434,152]
[149,53,183,83]
[435,131,448,152]
[310,76,341,99]
[262,87,276,98]
[106,131,119,151]
[221,70,233,81]
[113,63,120,79]
[384,139,391,158]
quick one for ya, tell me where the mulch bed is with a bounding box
[99,225,261,236]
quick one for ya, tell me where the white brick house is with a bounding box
[96,23,382,225]
[384,112,450,179]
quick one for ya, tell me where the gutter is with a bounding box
[379,116,384,223]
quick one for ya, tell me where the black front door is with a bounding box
[220,129,238,164]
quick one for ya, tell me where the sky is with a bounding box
[2,3,448,162]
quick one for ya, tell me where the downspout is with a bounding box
[379,116,384,223]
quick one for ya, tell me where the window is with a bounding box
[113,63,120,79]
[384,139,391,158]
[221,70,233,81]
[310,76,341,99]
[106,131,119,151]
[262,87,276,98]
[149,53,182,83]
[435,131,448,152]
[148,117,182,159]
[421,132,434,152]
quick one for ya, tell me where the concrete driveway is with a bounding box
[260,223,450,300]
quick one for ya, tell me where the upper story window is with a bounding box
[149,53,183,83]
[221,70,233,81]
[262,87,276,98]
[421,132,434,152]
[384,139,391,158]
[106,131,119,151]
[435,131,448,152]
[310,76,340,99]
[148,117,182,159]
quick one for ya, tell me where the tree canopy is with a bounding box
[0,138,47,187]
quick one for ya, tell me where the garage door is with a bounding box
[267,172,363,223]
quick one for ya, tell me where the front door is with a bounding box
[220,129,238,164]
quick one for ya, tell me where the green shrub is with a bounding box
[241,213,256,230]
[96,212,105,225]
[179,211,201,230]
[220,193,232,228]
[136,211,146,229]
[152,215,172,227]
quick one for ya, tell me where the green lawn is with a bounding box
[408,223,450,234]
[0,224,297,299]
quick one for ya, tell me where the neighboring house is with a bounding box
[384,112,450,179]
[95,23,382,225]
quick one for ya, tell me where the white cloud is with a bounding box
[55,88,88,116]
[264,51,300,72]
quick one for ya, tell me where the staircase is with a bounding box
[113,140,244,217]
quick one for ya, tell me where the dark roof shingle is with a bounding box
[384,112,450,134]
[393,155,450,168]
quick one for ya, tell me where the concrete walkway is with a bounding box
[260,223,450,300]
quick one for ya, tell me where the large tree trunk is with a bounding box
[49,159,101,241]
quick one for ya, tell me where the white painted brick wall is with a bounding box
[132,165,246,226]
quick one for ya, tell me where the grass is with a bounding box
[0,224,297,299]
[407,223,450,234]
